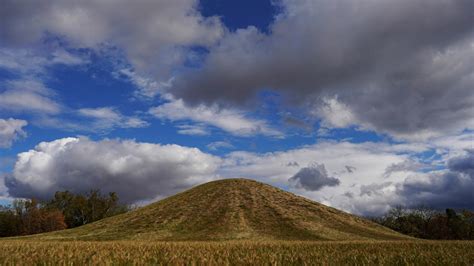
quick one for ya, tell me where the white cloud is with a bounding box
[207,141,234,151]
[149,98,282,137]
[218,133,474,215]
[431,133,474,156]
[6,137,220,203]
[0,80,62,114]
[176,124,209,136]
[0,173,9,198]
[3,1,472,141]
[118,69,173,99]
[171,0,474,141]
[218,140,426,215]
[122,69,281,138]
[51,49,87,65]
[0,48,85,75]
[0,48,148,133]
[0,49,48,75]
[383,159,429,178]
[78,107,124,120]
[316,96,358,129]
[372,150,474,214]
[0,48,87,116]
[4,134,473,215]
[0,118,27,148]
[78,107,149,130]
[221,141,414,183]
[10,106,149,134]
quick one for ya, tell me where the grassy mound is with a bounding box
[27,178,408,241]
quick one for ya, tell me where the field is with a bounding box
[1,240,473,265]
[3,180,472,264]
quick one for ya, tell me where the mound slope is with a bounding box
[34,178,407,241]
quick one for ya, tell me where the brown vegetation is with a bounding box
[0,199,66,236]
[0,190,127,237]
[0,240,473,265]
[29,178,407,241]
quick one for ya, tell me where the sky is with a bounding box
[0,0,473,216]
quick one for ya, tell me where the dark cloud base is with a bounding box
[289,163,340,191]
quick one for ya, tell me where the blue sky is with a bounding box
[1,0,473,215]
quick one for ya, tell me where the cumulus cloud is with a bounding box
[4,135,473,215]
[218,137,474,215]
[218,140,423,214]
[348,146,474,216]
[172,0,474,140]
[0,0,223,76]
[0,118,27,148]
[220,141,423,185]
[4,137,418,213]
[149,98,282,137]
[396,150,474,210]
[5,137,220,203]
[4,0,470,140]
[289,163,340,191]
[448,150,474,175]
[3,1,472,139]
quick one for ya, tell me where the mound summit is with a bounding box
[36,178,407,241]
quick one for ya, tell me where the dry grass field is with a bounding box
[0,240,473,265]
[3,179,472,265]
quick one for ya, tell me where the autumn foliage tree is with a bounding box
[0,199,66,237]
[0,190,128,237]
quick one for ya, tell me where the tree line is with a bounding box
[371,206,474,240]
[0,190,128,237]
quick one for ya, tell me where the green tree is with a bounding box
[0,208,21,237]
[46,190,128,228]
[374,206,474,240]
[446,209,470,240]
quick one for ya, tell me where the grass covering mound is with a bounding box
[26,178,407,241]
